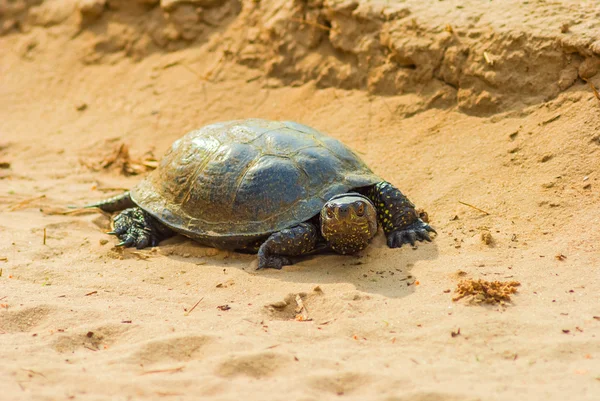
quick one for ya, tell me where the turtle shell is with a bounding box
[131,119,381,241]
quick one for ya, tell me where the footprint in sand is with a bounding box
[0,305,56,333]
[29,220,97,249]
[215,351,293,379]
[51,323,131,353]
[307,372,371,396]
[127,335,213,365]
[263,288,360,322]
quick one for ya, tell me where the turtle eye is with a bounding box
[356,202,365,216]
[326,207,335,218]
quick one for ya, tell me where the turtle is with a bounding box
[87,119,435,269]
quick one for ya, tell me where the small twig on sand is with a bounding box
[141,160,159,169]
[85,291,98,296]
[540,114,561,126]
[20,369,46,378]
[156,392,184,397]
[458,201,490,215]
[582,77,600,103]
[289,17,332,32]
[43,228,46,245]
[9,195,46,211]
[184,297,204,316]
[588,81,600,102]
[41,207,100,216]
[141,366,185,375]
[179,56,224,82]
[483,51,494,66]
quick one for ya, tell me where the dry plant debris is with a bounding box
[8,195,46,211]
[184,297,204,316]
[81,142,158,176]
[453,279,520,305]
[458,200,490,215]
[41,207,99,216]
[141,366,185,375]
[480,230,493,245]
[583,79,600,103]
[294,294,311,321]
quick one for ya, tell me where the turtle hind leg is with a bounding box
[85,192,135,213]
[110,207,174,249]
[257,223,318,270]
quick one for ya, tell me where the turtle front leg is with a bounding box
[109,207,174,249]
[366,182,436,248]
[257,222,318,270]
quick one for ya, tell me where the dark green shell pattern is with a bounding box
[131,119,381,244]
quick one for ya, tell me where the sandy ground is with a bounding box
[1,1,600,400]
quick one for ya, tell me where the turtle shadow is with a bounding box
[254,235,440,299]
[160,232,439,299]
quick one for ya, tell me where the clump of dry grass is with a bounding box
[81,142,158,176]
[453,279,520,305]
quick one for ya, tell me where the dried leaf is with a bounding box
[81,142,158,176]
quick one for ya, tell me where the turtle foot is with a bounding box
[255,223,318,270]
[386,219,436,248]
[110,207,172,249]
[257,255,293,270]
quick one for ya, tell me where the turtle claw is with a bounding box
[418,230,432,242]
[387,219,436,249]
[136,235,150,250]
[257,255,292,270]
[425,225,437,234]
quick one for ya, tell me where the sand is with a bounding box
[1,1,599,400]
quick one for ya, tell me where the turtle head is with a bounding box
[320,193,378,254]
